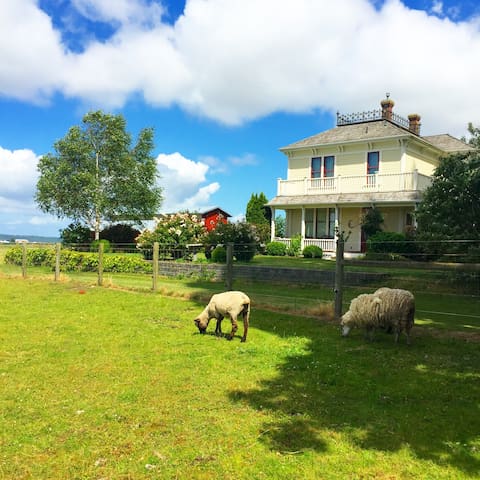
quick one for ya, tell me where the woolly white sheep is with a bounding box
[194,291,250,342]
[340,288,415,344]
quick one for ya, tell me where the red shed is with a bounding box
[201,208,231,231]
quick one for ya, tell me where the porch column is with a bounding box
[301,207,306,250]
[270,207,276,241]
[334,205,340,253]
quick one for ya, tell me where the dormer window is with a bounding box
[311,156,335,178]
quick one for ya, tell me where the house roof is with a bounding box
[280,120,412,150]
[421,134,475,154]
[280,120,473,155]
[200,207,231,218]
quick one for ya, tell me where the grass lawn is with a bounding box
[0,276,479,479]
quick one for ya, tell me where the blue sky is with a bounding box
[1,0,479,237]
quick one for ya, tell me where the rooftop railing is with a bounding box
[337,109,410,130]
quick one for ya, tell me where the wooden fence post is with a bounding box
[334,236,345,320]
[97,241,104,286]
[225,242,234,291]
[54,242,61,281]
[21,242,27,279]
[152,242,159,291]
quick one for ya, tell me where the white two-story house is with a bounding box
[267,97,473,256]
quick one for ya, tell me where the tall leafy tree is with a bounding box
[463,122,480,149]
[416,152,480,241]
[36,111,162,239]
[246,192,271,225]
[245,192,271,244]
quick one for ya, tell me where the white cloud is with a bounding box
[71,0,165,26]
[431,1,444,16]
[228,153,258,167]
[156,152,220,212]
[1,0,480,135]
[0,147,40,200]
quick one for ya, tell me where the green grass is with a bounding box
[0,276,479,479]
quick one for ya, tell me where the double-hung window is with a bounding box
[306,208,336,239]
[366,151,379,187]
[311,156,335,186]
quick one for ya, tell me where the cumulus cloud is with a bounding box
[0,147,40,200]
[156,152,220,212]
[71,0,165,26]
[1,0,480,134]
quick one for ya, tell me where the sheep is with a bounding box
[340,288,415,344]
[194,291,250,342]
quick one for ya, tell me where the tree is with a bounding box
[60,222,92,245]
[416,153,480,241]
[36,111,162,240]
[246,192,271,244]
[462,122,480,149]
[361,206,384,238]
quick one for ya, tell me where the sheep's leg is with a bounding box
[241,306,249,342]
[215,315,224,336]
[227,314,238,340]
[365,326,375,341]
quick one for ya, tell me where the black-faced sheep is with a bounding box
[340,288,415,344]
[194,291,250,342]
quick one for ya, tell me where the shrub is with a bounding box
[100,224,140,244]
[211,245,227,263]
[287,234,302,257]
[90,239,111,253]
[265,241,287,256]
[202,221,259,262]
[366,231,416,258]
[3,247,152,273]
[302,245,323,258]
[4,246,55,266]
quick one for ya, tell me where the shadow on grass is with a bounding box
[229,310,480,474]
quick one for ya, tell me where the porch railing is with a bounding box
[277,170,431,196]
[273,237,336,253]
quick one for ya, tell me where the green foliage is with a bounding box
[136,212,205,251]
[36,110,162,239]
[246,192,271,225]
[4,246,55,266]
[100,223,140,244]
[245,193,271,244]
[211,245,227,263]
[265,241,287,256]
[463,122,480,149]
[302,245,323,258]
[202,221,259,262]
[60,222,92,244]
[416,153,480,242]
[361,207,384,238]
[90,239,111,253]
[287,234,302,257]
[366,231,415,256]
[274,215,286,238]
[3,246,152,273]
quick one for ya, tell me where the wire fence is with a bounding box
[1,240,479,328]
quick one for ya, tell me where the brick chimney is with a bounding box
[408,114,421,135]
[380,95,395,120]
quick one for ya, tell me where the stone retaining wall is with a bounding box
[158,261,388,286]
